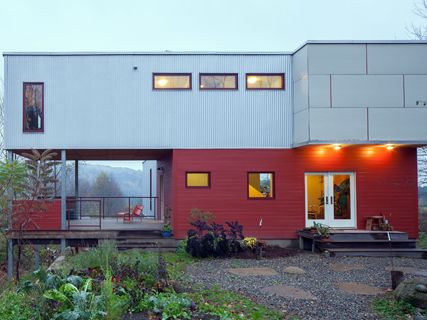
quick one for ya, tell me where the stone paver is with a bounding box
[330,263,364,272]
[261,285,317,300]
[336,282,383,295]
[283,266,306,274]
[226,267,278,276]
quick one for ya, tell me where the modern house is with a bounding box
[3,41,427,274]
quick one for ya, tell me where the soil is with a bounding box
[232,245,296,259]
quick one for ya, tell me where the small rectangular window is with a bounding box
[199,73,238,90]
[246,73,284,90]
[23,82,44,132]
[153,73,192,90]
[248,172,274,199]
[186,172,210,188]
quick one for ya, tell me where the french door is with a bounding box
[305,172,356,228]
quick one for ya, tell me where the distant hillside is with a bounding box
[65,163,146,197]
[420,186,427,207]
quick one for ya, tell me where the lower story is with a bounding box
[9,145,420,240]
[168,145,419,239]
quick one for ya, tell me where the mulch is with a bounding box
[232,245,297,259]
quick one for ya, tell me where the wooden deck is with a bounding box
[68,217,164,230]
[298,229,427,258]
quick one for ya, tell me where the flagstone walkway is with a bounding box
[185,252,427,320]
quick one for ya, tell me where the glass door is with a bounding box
[305,173,356,228]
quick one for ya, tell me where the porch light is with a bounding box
[247,76,258,84]
[157,79,168,86]
[386,144,394,151]
[333,144,342,150]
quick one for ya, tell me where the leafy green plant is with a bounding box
[313,222,330,237]
[99,268,128,320]
[0,290,36,320]
[418,232,427,248]
[137,292,193,320]
[372,296,416,319]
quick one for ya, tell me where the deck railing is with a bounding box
[66,196,159,230]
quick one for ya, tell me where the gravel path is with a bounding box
[185,252,427,320]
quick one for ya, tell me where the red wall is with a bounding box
[172,146,419,239]
[12,199,61,230]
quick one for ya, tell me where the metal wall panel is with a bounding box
[368,44,427,74]
[5,54,292,150]
[308,44,366,75]
[404,75,427,107]
[331,75,403,108]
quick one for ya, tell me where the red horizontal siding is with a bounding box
[172,146,418,239]
[13,199,61,230]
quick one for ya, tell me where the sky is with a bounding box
[0,0,424,170]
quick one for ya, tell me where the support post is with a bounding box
[7,151,13,280]
[7,151,13,229]
[61,150,67,253]
[75,160,79,218]
[7,240,13,280]
[34,246,40,270]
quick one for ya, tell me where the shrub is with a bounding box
[243,237,258,250]
[186,220,244,258]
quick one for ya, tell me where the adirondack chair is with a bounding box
[117,204,144,223]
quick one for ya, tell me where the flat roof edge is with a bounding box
[4,40,427,57]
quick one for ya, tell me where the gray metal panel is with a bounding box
[307,44,366,75]
[331,75,403,108]
[368,44,427,74]
[5,54,292,149]
[309,75,330,107]
[404,75,427,107]
[309,108,368,141]
[368,108,427,141]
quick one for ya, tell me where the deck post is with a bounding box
[34,246,40,270]
[61,150,67,252]
[7,239,13,280]
[7,150,13,229]
[7,151,13,280]
[75,160,79,218]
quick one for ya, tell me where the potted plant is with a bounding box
[162,224,172,238]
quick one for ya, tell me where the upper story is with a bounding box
[4,41,427,151]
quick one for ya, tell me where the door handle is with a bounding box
[330,196,333,204]
[325,197,328,205]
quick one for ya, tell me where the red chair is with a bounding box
[117,205,144,223]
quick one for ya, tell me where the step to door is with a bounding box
[316,239,417,249]
[328,231,409,241]
[328,248,427,259]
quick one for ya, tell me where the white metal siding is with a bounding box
[5,54,292,150]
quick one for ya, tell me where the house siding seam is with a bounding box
[171,147,418,239]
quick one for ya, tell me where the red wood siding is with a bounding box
[171,147,418,239]
[12,199,61,230]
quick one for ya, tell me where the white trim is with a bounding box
[305,172,357,228]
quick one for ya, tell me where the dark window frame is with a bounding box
[245,73,285,90]
[199,73,239,90]
[152,73,192,90]
[247,171,275,200]
[185,171,211,189]
[23,82,44,133]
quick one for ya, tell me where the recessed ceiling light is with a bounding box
[333,144,342,150]
[386,144,394,151]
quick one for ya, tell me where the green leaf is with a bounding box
[44,289,68,303]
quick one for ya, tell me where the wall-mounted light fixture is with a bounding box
[333,144,342,151]
[386,144,394,151]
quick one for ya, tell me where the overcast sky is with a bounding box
[0,0,424,170]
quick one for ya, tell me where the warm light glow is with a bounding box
[157,79,168,86]
[386,144,394,151]
[247,76,258,84]
[333,144,342,151]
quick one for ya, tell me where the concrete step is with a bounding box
[328,248,427,258]
[317,239,417,249]
[328,231,409,241]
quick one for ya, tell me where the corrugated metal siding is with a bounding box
[5,54,292,149]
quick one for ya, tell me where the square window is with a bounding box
[248,172,274,199]
[186,172,210,188]
[246,73,284,90]
[23,82,44,132]
[199,73,238,90]
[153,73,192,90]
